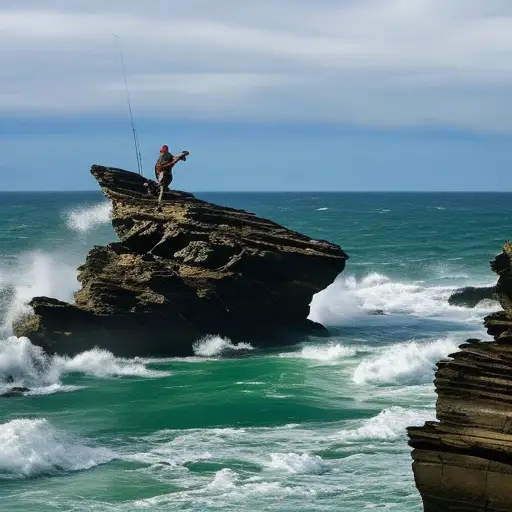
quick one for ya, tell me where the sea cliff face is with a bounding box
[408,243,512,512]
[13,166,347,356]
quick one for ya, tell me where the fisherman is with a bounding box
[155,145,179,203]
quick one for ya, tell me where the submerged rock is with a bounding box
[0,387,30,397]
[13,166,348,356]
[447,285,496,308]
[408,242,512,512]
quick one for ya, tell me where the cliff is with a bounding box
[13,166,347,356]
[408,243,512,511]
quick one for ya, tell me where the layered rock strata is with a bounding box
[408,243,512,511]
[13,166,347,356]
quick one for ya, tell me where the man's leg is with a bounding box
[157,171,165,203]
[158,173,171,203]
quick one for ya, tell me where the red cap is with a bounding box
[160,145,168,153]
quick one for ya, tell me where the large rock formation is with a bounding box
[13,166,347,356]
[408,242,512,512]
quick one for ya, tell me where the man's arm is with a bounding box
[160,152,189,169]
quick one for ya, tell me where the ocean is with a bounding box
[0,191,510,511]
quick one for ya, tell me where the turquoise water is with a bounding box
[0,191,510,511]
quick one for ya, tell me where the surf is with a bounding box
[0,418,114,479]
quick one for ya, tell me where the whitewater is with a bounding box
[0,190,509,511]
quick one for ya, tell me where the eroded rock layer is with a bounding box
[13,166,347,356]
[408,243,512,512]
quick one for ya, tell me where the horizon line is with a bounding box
[0,189,511,194]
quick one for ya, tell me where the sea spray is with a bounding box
[0,418,114,478]
[207,468,239,490]
[0,338,171,395]
[353,337,460,386]
[193,335,254,357]
[0,337,58,392]
[299,344,358,361]
[66,202,112,233]
[268,452,327,474]
[279,343,358,362]
[309,272,497,326]
[0,252,78,337]
[54,348,171,378]
[338,406,435,442]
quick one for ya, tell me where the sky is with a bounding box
[2,0,512,191]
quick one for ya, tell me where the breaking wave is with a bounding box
[55,349,171,379]
[309,272,497,326]
[193,335,254,357]
[338,407,434,442]
[297,344,358,361]
[268,452,327,474]
[0,418,114,478]
[0,337,170,395]
[207,468,238,489]
[66,202,112,233]
[0,337,60,395]
[353,337,460,386]
[0,252,78,338]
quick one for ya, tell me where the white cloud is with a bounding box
[2,1,512,131]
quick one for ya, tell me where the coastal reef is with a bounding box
[13,166,347,356]
[408,243,512,511]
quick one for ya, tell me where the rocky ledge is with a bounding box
[13,166,347,356]
[448,285,496,308]
[408,242,512,512]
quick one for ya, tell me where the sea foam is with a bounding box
[268,452,327,474]
[193,335,254,357]
[0,252,78,338]
[207,468,239,490]
[353,337,460,386]
[309,272,497,326]
[54,348,171,379]
[0,418,114,478]
[338,406,435,442]
[299,344,357,361]
[0,337,170,396]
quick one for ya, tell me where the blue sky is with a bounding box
[2,1,512,191]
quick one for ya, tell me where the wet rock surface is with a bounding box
[447,285,496,308]
[0,387,30,397]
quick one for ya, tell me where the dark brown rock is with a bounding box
[448,286,496,308]
[1,387,30,397]
[408,242,512,511]
[12,166,347,356]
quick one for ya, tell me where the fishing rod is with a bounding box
[113,33,143,176]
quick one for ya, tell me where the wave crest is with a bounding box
[353,337,460,386]
[309,272,497,326]
[0,418,114,478]
[339,407,434,442]
[55,349,171,378]
[0,338,170,395]
[0,252,78,338]
[299,344,357,361]
[193,335,254,357]
[269,452,327,474]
